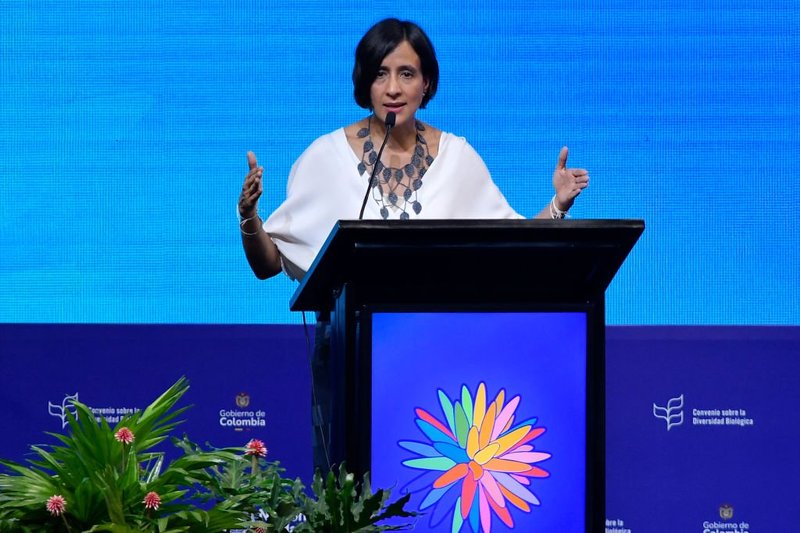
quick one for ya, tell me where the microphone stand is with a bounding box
[358,112,396,220]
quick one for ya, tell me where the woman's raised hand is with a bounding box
[551,147,589,210]
[238,151,263,219]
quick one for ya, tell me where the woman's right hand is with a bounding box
[238,151,282,279]
[238,151,263,219]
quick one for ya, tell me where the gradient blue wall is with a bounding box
[2,1,797,325]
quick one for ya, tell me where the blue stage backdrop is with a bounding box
[2,1,799,532]
[0,1,798,326]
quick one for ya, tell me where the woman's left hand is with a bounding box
[552,146,589,210]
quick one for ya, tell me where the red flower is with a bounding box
[254,528,266,533]
[143,491,161,510]
[245,438,267,458]
[46,495,67,516]
[114,427,135,445]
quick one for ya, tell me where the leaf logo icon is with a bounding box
[653,394,684,431]
[48,393,79,429]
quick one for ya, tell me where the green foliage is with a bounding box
[185,446,418,532]
[292,465,416,533]
[0,378,417,532]
[0,378,244,532]
[175,438,307,532]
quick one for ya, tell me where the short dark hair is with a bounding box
[352,18,439,110]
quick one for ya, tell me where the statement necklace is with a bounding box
[356,116,435,220]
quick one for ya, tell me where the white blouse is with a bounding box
[263,128,522,280]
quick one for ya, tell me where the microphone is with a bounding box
[358,111,395,220]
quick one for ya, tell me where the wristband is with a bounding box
[549,195,568,220]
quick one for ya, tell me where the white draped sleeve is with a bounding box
[263,128,522,280]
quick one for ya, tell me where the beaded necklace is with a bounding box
[356,116,435,220]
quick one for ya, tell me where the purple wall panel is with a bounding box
[2,324,798,531]
[606,327,800,532]
[0,324,312,481]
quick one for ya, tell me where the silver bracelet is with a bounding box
[237,209,257,223]
[239,215,261,236]
[549,195,568,219]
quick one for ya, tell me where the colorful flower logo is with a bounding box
[399,382,550,532]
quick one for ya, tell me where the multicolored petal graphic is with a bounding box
[399,383,550,532]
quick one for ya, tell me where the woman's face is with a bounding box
[370,40,428,129]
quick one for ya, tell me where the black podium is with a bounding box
[291,219,643,532]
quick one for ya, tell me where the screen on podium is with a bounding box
[371,311,587,532]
